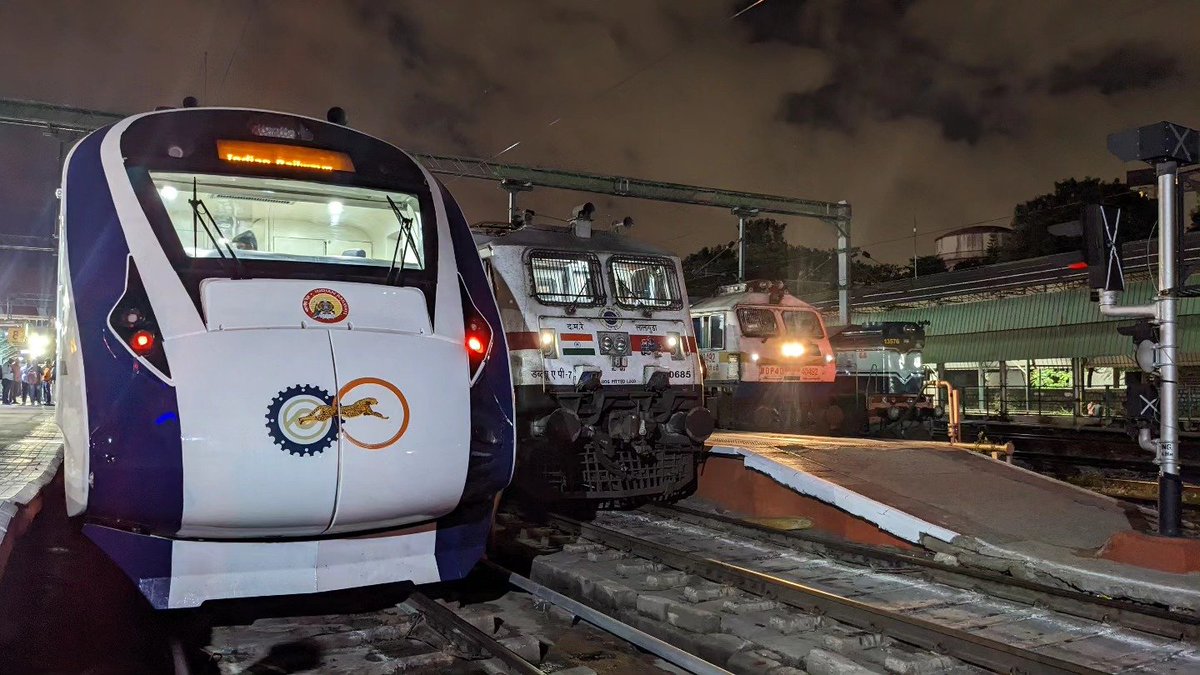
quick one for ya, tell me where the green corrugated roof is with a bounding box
[851,280,1200,363]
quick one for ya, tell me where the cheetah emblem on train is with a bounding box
[297,397,389,427]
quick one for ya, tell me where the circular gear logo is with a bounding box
[302,288,349,323]
[266,384,340,456]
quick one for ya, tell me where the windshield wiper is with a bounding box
[385,196,420,287]
[564,274,596,315]
[188,179,246,279]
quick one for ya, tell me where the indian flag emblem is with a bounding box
[560,333,596,356]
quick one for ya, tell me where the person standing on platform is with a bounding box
[1,358,12,404]
[41,362,53,406]
[8,358,20,404]
[23,363,41,405]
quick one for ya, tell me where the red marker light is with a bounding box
[130,330,155,355]
[1067,262,1088,270]
[466,335,485,354]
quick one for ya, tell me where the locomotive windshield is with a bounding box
[608,256,682,310]
[150,172,424,270]
[528,250,605,307]
[782,310,824,338]
[737,308,778,337]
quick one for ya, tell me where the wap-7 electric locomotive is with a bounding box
[475,209,714,506]
[56,106,513,608]
[691,281,837,431]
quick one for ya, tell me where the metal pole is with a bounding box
[738,214,747,282]
[500,179,532,226]
[836,217,850,325]
[1156,160,1182,536]
[731,207,758,284]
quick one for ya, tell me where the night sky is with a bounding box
[1,0,1199,300]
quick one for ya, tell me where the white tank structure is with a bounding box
[934,225,1011,270]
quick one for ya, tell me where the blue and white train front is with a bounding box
[56,108,513,608]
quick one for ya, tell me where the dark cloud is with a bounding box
[1048,43,1178,95]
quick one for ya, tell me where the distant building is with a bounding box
[934,225,1011,269]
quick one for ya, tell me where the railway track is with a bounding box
[515,508,1200,674]
[197,565,718,674]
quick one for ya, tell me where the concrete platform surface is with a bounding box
[704,431,1200,613]
[0,408,63,575]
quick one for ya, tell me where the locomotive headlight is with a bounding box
[666,331,684,360]
[600,334,615,353]
[540,329,559,358]
[912,353,922,369]
[750,352,760,362]
[781,341,805,358]
[614,336,628,353]
[825,353,834,363]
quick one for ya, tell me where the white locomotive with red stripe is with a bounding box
[475,206,714,506]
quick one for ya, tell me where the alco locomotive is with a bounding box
[830,321,940,436]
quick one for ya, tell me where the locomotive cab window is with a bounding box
[608,256,682,310]
[150,172,425,270]
[782,310,823,338]
[737,308,778,338]
[527,250,604,307]
[693,315,726,350]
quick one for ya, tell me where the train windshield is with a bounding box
[737,308,778,337]
[608,256,682,310]
[528,251,605,307]
[149,172,425,270]
[782,310,824,338]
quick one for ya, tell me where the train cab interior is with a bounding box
[149,172,425,270]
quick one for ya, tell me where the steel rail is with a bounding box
[482,560,734,675]
[404,591,545,675]
[550,514,1105,675]
[649,504,1200,641]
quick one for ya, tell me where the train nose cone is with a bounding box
[683,406,716,442]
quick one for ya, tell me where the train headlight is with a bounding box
[614,336,628,354]
[912,353,922,369]
[781,341,805,358]
[540,329,559,358]
[666,331,684,360]
[750,352,760,362]
[600,334,615,353]
[825,353,834,363]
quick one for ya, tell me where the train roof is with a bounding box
[473,225,675,258]
[689,289,819,312]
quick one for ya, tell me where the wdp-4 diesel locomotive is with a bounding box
[475,207,714,507]
[56,106,513,608]
[691,281,838,431]
[829,321,940,437]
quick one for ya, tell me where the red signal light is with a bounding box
[1067,262,1088,270]
[466,335,485,354]
[130,330,156,355]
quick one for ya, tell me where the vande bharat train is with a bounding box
[830,321,940,437]
[691,280,837,431]
[55,105,514,608]
[475,207,714,507]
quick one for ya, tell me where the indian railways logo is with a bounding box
[601,308,622,329]
[266,378,410,456]
[302,288,349,323]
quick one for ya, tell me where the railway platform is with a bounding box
[0,408,61,581]
[695,431,1200,613]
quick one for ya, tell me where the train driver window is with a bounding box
[694,315,726,350]
[782,310,823,338]
[527,251,604,307]
[709,314,725,350]
[149,172,426,270]
[608,256,682,310]
[737,308,777,338]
